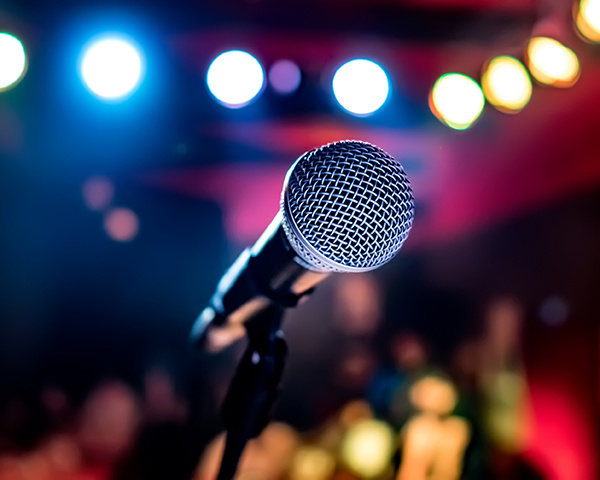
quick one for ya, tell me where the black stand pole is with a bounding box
[216,304,288,480]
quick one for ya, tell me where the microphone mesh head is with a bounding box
[281,140,414,272]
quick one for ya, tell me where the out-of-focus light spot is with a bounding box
[576,0,600,42]
[80,36,143,100]
[336,346,376,390]
[332,59,390,116]
[44,435,81,472]
[526,37,579,87]
[82,176,114,211]
[104,207,139,242]
[539,295,569,326]
[429,73,484,130]
[340,419,394,479]
[409,374,458,415]
[269,59,301,95]
[339,400,373,428]
[333,274,382,335]
[391,332,429,372]
[290,446,336,480]
[206,50,264,108]
[0,33,27,91]
[481,56,532,113]
[79,381,139,457]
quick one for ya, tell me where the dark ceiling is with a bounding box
[2,0,593,246]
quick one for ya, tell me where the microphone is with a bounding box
[191,140,414,351]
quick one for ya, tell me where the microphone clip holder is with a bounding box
[216,304,288,480]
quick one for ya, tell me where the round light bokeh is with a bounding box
[481,56,532,113]
[0,33,27,91]
[206,50,265,108]
[268,59,301,95]
[104,207,139,242]
[332,59,390,116]
[430,73,485,130]
[526,37,580,88]
[80,36,144,100]
[576,0,600,42]
[539,295,570,327]
[82,176,115,211]
[340,420,394,479]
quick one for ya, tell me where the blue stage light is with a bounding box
[332,59,390,116]
[80,35,143,100]
[206,50,265,108]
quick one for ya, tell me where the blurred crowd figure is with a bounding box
[0,367,195,480]
[396,372,470,480]
[0,287,544,480]
[452,297,541,480]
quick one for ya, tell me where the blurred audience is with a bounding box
[0,296,545,480]
[0,368,196,480]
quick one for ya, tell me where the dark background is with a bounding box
[0,1,598,479]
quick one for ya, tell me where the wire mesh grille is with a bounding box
[281,140,414,272]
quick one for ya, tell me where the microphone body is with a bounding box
[191,212,329,351]
[191,140,414,351]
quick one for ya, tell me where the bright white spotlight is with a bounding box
[430,73,485,130]
[80,35,143,100]
[0,33,27,91]
[332,59,390,116]
[206,50,265,108]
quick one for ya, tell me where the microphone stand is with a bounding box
[216,304,288,480]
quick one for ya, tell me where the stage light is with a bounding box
[290,446,336,480]
[429,73,484,130]
[332,59,390,116]
[526,37,579,87]
[269,59,301,95]
[481,56,532,113]
[0,33,27,91]
[340,419,394,479]
[104,207,139,242]
[80,35,143,100]
[539,295,569,327]
[576,0,600,42]
[206,50,265,108]
[82,176,114,211]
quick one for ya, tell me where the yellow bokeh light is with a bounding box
[526,37,580,87]
[340,419,394,479]
[290,446,336,480]
[576,0,600,42]
[429,73,485,130]
[481,56,532,113]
